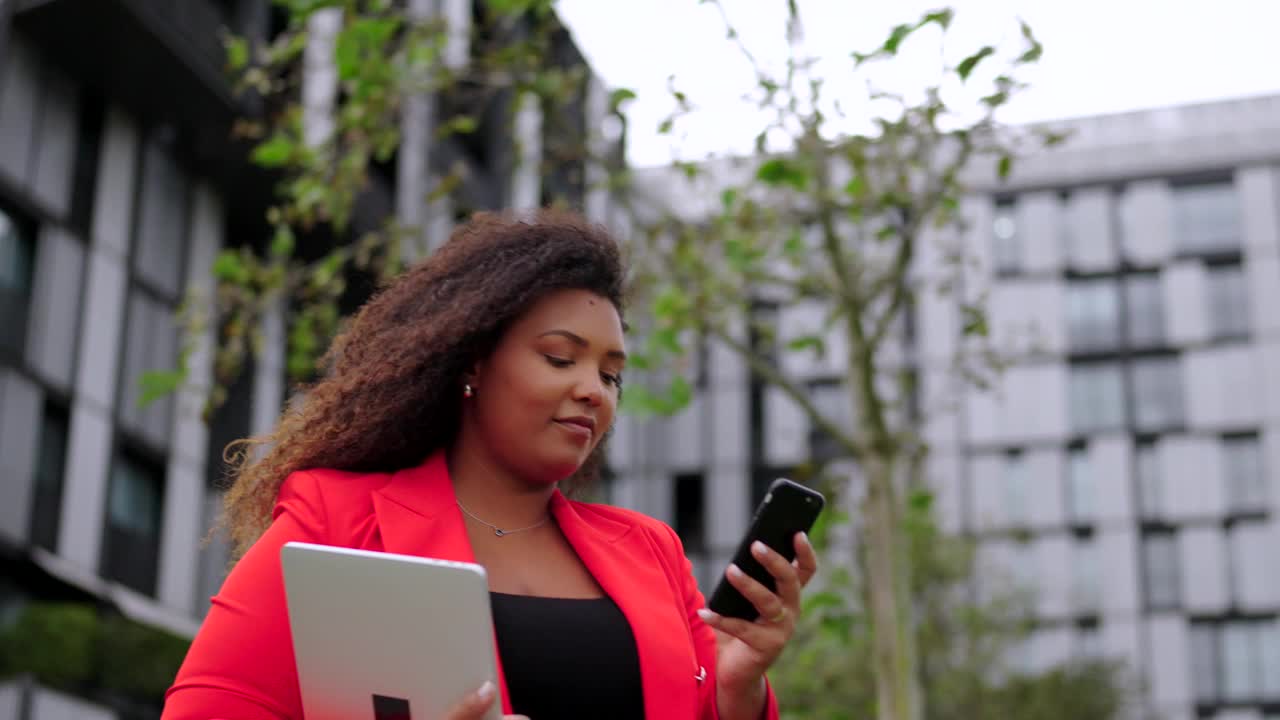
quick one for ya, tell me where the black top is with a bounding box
[490,592,645,719]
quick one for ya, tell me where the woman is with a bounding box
[164,210,818,720]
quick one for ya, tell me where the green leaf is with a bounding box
[908,489,934,512]
[137,368,186,408]
[609,88,637,113]
[250,134,294,168]
[756,158,808,190]
[961,304,988,337]
[843,175,866,198]
[658,118,674,135]
[438,114,479,136]
[1017,19,1043,63]
[956,46,995,82]
[997,154,1013,180]
[921,8,954,29]
[882,23,914,55]
[270,224,295,259]
[225,35,249,72]
[720,188,738,212]
[783,229,805,258]
[786,335,826,355]
[212,249,249,284]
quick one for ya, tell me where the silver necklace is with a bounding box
[456,499,550,537]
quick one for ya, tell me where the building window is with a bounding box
[1192,619,1280,705]
[1174,182,1240,254]
[0,204,36,361]
[1003,450,1028,528]
[1124,273,1165,348]
[29,402,70,553]
[1191,623,1219,703]
[1142,532,1179,610]
[1066,278,1120,352]
[673,473,706,555]
[1223,434,1267,515]
[1136,440,1161,521]
[1076,624,1102,658]
[1069,363,1125,434]
[1206,263,1250,340]
[1072,538,1101,614]
[101,452,165,596]
[1131,356,1184,431]
[1067,446,1093,524]
[992,200,1019,274]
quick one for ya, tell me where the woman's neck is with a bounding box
[445,440,556,530]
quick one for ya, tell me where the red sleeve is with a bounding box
[662,525,780,720]
[162,471,328,720]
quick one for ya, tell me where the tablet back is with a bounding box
[281,542,501,720]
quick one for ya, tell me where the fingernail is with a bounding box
[697,608,717,623]
[728,564,743,578]
[477,681,495,701]
[799,531,809,544]
[752,541,767,556]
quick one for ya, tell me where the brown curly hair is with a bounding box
[219,209,627,559]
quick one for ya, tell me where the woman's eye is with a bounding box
[602,373,623,387]
[545,355,572,368]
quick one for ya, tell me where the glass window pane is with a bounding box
[1073,539,1101,613]
[0,206,35,358]
[1125,273,1165,347]
[30,404,70,553]
[108,458,161,535]
[1132,356,1184,431]
[1223,435,1267,513]
[1190,624,1218,703]
[1067,279,1120,351]
[1174,183,1240,253]
[1207,264,1250,340]
[1261,620,1280,698]
[993,203,1019,273]
[1070,363,1126,433]
[1004,452,1028,527]
[1136,442,1161,520]
[1143,533,1179,609]
[1220,622,1258,701]
[1067,447,1092,523]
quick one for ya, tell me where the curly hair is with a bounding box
[219,209,627,559]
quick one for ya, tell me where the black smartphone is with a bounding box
[706,478,826,621]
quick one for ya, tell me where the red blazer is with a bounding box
[164,452,780,719]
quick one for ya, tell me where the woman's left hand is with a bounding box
[697,532,819,702]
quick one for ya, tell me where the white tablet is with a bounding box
[280,542,502,720]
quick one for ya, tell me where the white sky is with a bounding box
[557,0,1280,168]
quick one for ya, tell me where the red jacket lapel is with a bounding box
[551,494,702,718]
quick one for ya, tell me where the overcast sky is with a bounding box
[557,0,1280,167]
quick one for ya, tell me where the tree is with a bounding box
[617,4,1070,720]
[151,2,1124,720]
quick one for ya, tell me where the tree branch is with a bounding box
[705,321,862,461]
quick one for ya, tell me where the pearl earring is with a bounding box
[463,383,474,398]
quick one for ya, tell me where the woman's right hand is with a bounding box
[443,681,528,720]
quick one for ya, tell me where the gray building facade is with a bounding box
[619,94,1280,720]
[0,1,616,717]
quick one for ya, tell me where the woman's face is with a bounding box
[465,288,626,485]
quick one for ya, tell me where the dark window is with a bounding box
[1069,362,1125,433]
[1141,531,1180,610]
[29,402,70,552]
[1223,434,1266,514]
[1206,263,1250,340]
[673,473,705,554]
[1191,623,1219,703]
[991,199,1018,274]
[1189,618,1280,704]
[101,452,165,596]
[0,203,36,361]
[1124,272,1165,348]
[1174,182,1240,254]
[1066,278,1120,352]
[1131,356,1184,431]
